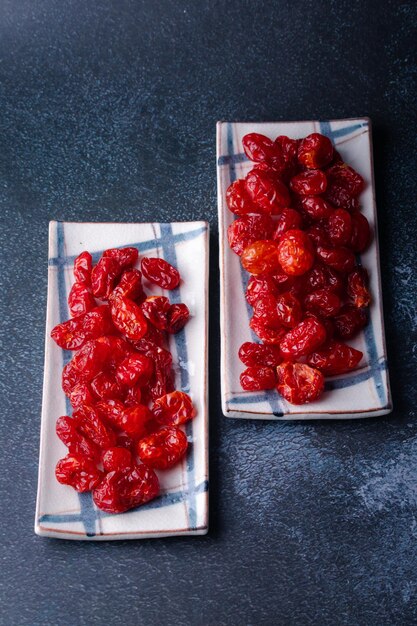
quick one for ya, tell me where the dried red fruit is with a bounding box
[111,296,148,340]
[74,405,117,449]
[241,240,281,275]
[141,296,171,330]
[95,399,125,428]
[304,263,344,295]
[304,288,342,318]
[238,342,282,367]
[51,305,113,351]
[307,341,363,375]
[245,169,290,214]
[299,196,334,222]
[92,464,159,513]
[240,366,276,391]
[124,384,143,407]
[326,163,364,196]
[297,133,334,169]
[137,426,188,470]
[242,133,284,171]
[273,208,303,239]
[327,208,352,246]
[68,282,96,318]
[316,246,356,274]
[249,316,286,344]
[333,305,368,339]
[228,214,275,255]
[167,303,190,333]
[350,212,371,252]
[110,269,145,303]
[306,224,330,248]
[69,382,94,409]
[245,275,280,306]
[152,391,195,426]
[280,317,327,359]
[56,415,100,461]
[91,257,123,300]
[55,453,103,492]
[347,267,371,308]
[324,184,359,211]
[115,353,153,387]
[290,170,327,195]
[277,229,315,276]
[103,247,139,269]
[276,362,324,404]
[102,447,133,472]
[226,179,255,216]
[90,371,125,401]
[74,251,93,286]
[141,257,180,290]
[119,405,154,439]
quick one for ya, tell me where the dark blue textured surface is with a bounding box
[0,1,416,624]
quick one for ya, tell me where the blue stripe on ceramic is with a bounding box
[48,221,208,535]
[39,479,208,526]
[221,120,387,417]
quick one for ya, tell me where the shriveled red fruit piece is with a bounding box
[274,292,303,328]
[92,464,159,513]
[304,288,342,318]
[280,317,327,359]
[350,212,371,252]
[326,163,364,196]
[69,382,94,409]
[96,335,133,368]
[316,246,355,274]
[327,209,352,246]
[245,275,280,306]
[74,405,117,449]
[167,303,190,333]
[152,391,195,426]
[68,283,96,318]
[110,269,145,303]
[273,208,303,239]
[102,447,133,472]
[103,247,139,269]
[347,267,371,308]
[240,366,276,391]
[290,170,327,195]
[141,257,180,290]
[226,179,255,216]
[110,296,148,340]
[95,399,125,429]
[297,133,333,169]
[277,229,315,276]
[141,296,170,330]
[241,240,281,275]
[116,353,153,387]
[276,362,324,404]
[62,361,79,394]
[74,251,93,286]
[304,263,344,295]
[124,383,142,407]
[56,415,100,461]
[334,305,368,339]
[119,405,154,439]
[274,135,299,164]
[245,169,290,214]
[228,214,274,255]
[242,133,273,162]
[306,224,330,248]
[307,341,363,375]
[66,338,111,385]
[55,453,103,492]
[249,316,287,345]
[299,196,334,222]
[51,305,113,350]
[137,426,188,470]
[253,295,282,328]
[91,257,123,299]
[90,371,125,401]
[238,342,282,367]
[324,184,359,211]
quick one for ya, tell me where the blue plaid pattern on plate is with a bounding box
[217,119,392,419]
[35,221,209,540]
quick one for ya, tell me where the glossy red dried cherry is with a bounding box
[276,362,324,404]
[141,257,180,290]
[137,426,188,470]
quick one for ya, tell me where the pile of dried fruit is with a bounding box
[226,132,371,404]
[51,247,195,513]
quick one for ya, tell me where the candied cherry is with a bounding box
[111,296,148,340]
[307,341,363,375]
[102,447,133,472]
[290,170,327,195]
[55,453,103,492]
[273,208,303,239]
[245,169,290,214]
[240,366,276,391]
[241,240,281,275]
[347,267,371,308]
[316,246,356,274]
[152,391,195,426]
[280,317,327,359]
[276,362,324,404]
[304,288,342,318]
[327,208,352,246]
[334,305,368,339]
[299,196,334,222]
[297,133,334,169]
[74,251,93,286]
[277,229,315,276]
[350,212,371,252]
[238,342,282,367]
[245,275,280,306]
[92,464,159,514]
[228,214,275,255]
[141,257,180,290]
[137,426,188,470]
[226,179,255,216]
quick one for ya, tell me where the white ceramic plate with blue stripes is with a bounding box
[35,221,209,539]
[217,118,392,419]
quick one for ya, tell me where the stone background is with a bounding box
[1,1,416,624]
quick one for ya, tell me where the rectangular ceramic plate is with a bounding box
[217,118,392,420]
[35,220,209,539]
